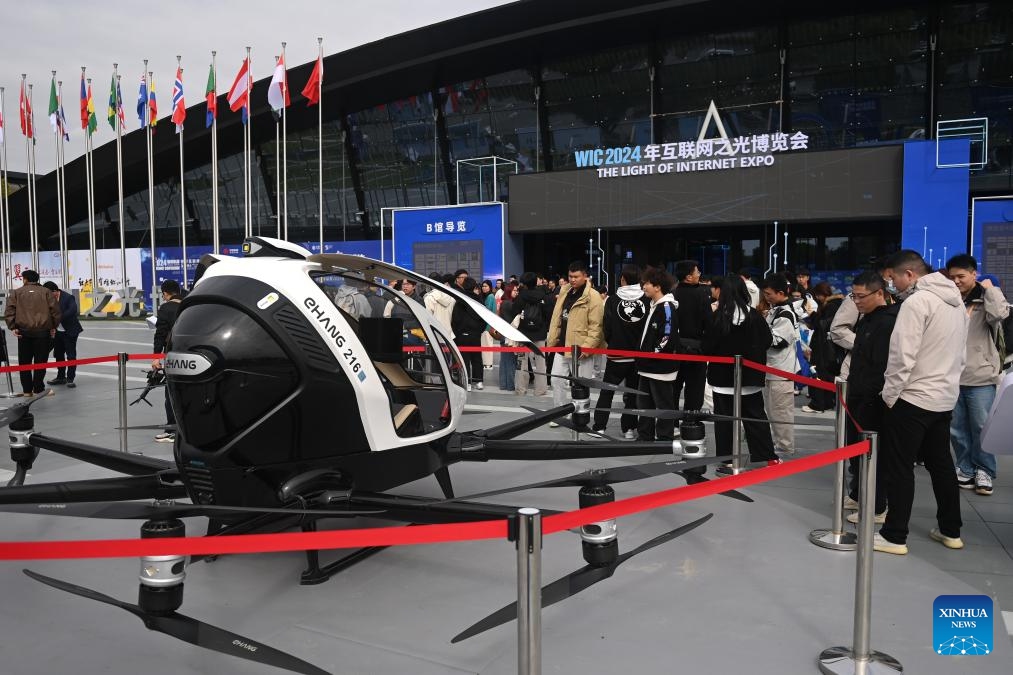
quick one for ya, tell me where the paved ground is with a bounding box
[0,321,1010,674]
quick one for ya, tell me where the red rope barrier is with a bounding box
[0,441,868,560]
[741,358,836,392]
[0,355,120,374]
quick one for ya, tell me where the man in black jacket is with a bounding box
[512,272,549,396]
[844,271,897,520]
[42,282,84,388]
[636,267,681,441]
[672,260,711,412]
[592,265,647,437]
[152,280,183,443]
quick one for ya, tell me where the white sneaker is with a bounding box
[956,469,975,489]
[475,382,484,390]
[847,510,887,525]
[974,469,993,496]
[873,533,908,555]
[801,405,825,413]
[154,432,176,444]
[929,528,964,550]
[548,421,560,428]
[623,429,637,440]
[843,495,859,511]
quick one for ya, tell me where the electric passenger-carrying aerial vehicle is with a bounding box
[0,238,751,674]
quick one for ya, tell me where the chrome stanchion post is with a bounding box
[818,432,902,674]
[809,378,857,550]
[570,345,581,440]
[515,507,542,675]
[730,354,744,474]
[118,352,129,453]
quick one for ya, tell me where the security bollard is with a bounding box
[817,432,902,674]
[515,507,542,675]
[118,352,129,453]
[809,378,857,551]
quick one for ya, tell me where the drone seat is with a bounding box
[392,403,423,436]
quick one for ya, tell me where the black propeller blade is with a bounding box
[0,390,53,427]
[0,500,379,520]
[115,423,177,431]
[452,513,714,642]
[24,570,330,675]
[443,455,752,503]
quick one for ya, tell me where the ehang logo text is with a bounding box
[933,595,993,656]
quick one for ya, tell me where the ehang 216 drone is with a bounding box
[0,237,754,675]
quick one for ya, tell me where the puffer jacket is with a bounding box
[547,281,604,350]
[882,271,968,411]
[960,282,1010,386]
[424,288,456,336]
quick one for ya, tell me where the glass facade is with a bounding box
[57,1,1013,253]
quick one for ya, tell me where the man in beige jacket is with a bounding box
[546,261,604,410]
[875,251,967,556]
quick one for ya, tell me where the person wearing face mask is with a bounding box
[875,250,968,556]
[944,254,1009,497]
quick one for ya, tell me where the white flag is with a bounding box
[267,55,289,112]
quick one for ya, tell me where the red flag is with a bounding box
[171,67,186,130]
[19,80,33,138]
[301,56,322,106]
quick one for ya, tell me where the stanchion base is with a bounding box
[809,528,858,551]
[818,646,902,674]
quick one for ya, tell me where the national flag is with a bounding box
[19,80,33,138]
[48,77,60,132]
[301,55,322,106]
[79,73,88,130]
[86,82,98,136]
[227,58,250,114]
[137,74,148,126]
[267,55,290,113]
[0,109,4,145]
[171,67,185,132]
[205,64,216,128]
[57,92,70,142]
[148,76,157,129]
[107,73,125,130]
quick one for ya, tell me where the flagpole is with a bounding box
[114,66,127,301]
[28,82,39,270]
[274,55,280,239]
[282,41,288,241]
[317,37,323,254]
[176,56,188,289]
[211,51,219,254]
[58,78,69,290]
[145,62,156,311]
[52,72,65,284]
[246,46,252,239]
[0,86,10,289]
[86,72,98,303]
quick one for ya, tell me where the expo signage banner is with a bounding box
[575,100,810,179]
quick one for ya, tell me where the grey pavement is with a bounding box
[0,322,1010,674]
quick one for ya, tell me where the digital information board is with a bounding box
[391,203,507,280]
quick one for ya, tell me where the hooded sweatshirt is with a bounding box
[603,284,648,361]
[637,293,680,380]
[882,271,968,411]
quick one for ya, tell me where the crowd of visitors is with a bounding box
[402,250,1009,556]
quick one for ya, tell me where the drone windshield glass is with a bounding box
[311,272,454,436]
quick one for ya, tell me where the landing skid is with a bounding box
[299,519,387,585]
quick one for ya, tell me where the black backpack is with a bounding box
[993,306,1013,371]
[520,300,545,334]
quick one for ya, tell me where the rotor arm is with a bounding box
[28,433,176,476]
[466,438,682,462]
